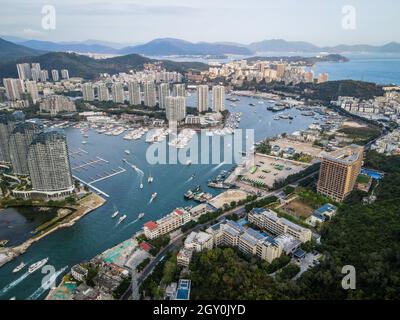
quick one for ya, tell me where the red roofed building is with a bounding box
[139,241,151,252]
[143,208,191,239]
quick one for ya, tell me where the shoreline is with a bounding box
[0,192,106,269]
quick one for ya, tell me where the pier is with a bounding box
[89,167,126,184]
[72,157,109,170]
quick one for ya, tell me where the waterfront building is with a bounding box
[82,82,95,101]
[16,63,31,80]
[212,85,225,112]
[0,114,16,163]
[61,69,70,79]
[143,81,157,107]
[128,81,141,105]
[158,83,170,109]
[25,80,39,103]
[26,130,74,197]
[9,121,43,175]
[165,96,186,123]
[111,83,124,103]
[3,78,24,100]
[143,208,191,239]
[173,83,186,97]
[51,69,59,82]
[197,85,209,113]
[97,83,109,101]
[39,95,76,116]
[317,145,364,202]
[248,208,312,243]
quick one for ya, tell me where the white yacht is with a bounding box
[138,213,145,219]
[12,262,26,273]
[148,175,153,183]
[111,211,119,218]
[150,192,157,202]
[117,215,127,224]
[28,258,49,274]
[124,150,131,155]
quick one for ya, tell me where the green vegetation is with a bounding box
[292,153,313,163]
[356,174,370,184]
[136,258,151,272]
[265,254,291,274]
[85,265,99,287]
[338,126,381,145]
[277,264,301,281]
[255,141,271,154]
[139,252,179,299]
[283,186,295,196]
[112,276,131,300]
[0,52,208,80]
[296,187,338,209]
[147,235,170,256]
[245,195,278,212]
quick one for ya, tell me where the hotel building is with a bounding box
[317,144,364,202]
[248,208,312,243]
[144,208,191,239]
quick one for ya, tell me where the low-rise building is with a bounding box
[248,208,312,243]
[143,208,191,239]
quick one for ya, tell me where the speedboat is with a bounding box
[12,262,26,273]
[186,160,192,166]
[138,213,145,219]
[124,150,130,155]
[140,183,143,189]
[28,258,49,274]
[150,192,157,202]
[148,175,153,183]
[111,211,119,218]
[117,215,127,224]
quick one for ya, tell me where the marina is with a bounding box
[0,95,317,300]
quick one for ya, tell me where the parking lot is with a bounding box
[239,154,310,189]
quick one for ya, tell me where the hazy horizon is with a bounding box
[1,0,399,46]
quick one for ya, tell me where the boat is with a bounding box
[28,258,49,274]
[12,262,26,273]
[186,160,192,166]
[138,213,145,219]
[111,211,119,218]
[81,141,87,145]
[124,150,130,155]
[150,192,157,202]
[117,215,127,224]
[148,175,153,183]
[249,103,256,106]
[140,183,143,189]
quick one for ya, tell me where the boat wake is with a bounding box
[211,162,225,172]
[27,266,68,300]
[0,271,30,296]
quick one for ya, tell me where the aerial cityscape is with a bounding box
[0,0,400,307]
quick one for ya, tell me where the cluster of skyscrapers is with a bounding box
[16,63,69,83]
[0,114,74,199]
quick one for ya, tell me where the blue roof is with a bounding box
[293,248,306,259]
[315,203,337,215]
[251,208,265,215]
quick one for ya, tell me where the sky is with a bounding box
[1,0,399,46]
